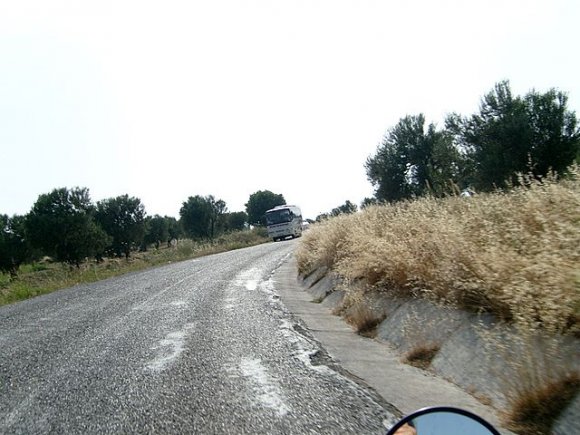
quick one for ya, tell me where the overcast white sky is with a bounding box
[1,0,579,220]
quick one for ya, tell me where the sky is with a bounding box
[1,0,579,220]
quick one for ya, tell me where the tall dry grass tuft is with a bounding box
[296,213,358,276]
[402,344,441,370]
[476,322,579,430]
[296,166,580,334]
[343,303,386,338]
[504,371,579,435]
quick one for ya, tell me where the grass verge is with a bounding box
[296,167,580,334]
[0,229,269,306]
[296,167,579,431]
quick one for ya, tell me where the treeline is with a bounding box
[315,200,359,222]
[315,82,579,222]
[0,189,287,278]
[365,81,580,202]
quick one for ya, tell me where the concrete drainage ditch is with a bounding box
[298,266,580,434]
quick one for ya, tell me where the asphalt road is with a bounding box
[0,241,394,434]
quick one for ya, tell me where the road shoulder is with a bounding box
[273,255,510,433]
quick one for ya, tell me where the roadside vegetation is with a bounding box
[505,372,579,434]
[296,170,579,434]
[301,80,579,334]
[0,228,269,306]
[1,187,285,306]
[297,169,579,333]
[297,81,579,435]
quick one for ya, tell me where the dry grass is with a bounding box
[344,302,386,337]
[402,344,441,369]
[504,372,580,435]
[296,167,580,334]
[296,168,580,431]
[477,322,579,426]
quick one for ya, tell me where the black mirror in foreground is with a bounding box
[386,406,501,435]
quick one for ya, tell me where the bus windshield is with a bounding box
[266,209,292,225]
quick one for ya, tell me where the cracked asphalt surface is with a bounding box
[0,241,394,434]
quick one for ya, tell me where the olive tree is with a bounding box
[26,187,110,266]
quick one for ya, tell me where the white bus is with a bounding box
[265,205,303,241]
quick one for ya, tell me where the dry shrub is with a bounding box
[504,372,579,435]
[402,344,441,369]
[344,303,386,337]
[336,288,387,337]
[295,166,580,333]
[482,322,575,387]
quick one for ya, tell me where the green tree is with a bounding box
[26,187,110,266]
[446,81,580,190]
[524,88,579,176]
[245,190,286,226]
[366,115,462,202]
[144,215,169,249]
[361,197,378,209]
[95,195,146,259]
[331,200,358,216]
[225,211,248,232]
[180,195,227,240]
[315,213,330,222]
[0,214,31,278]
[209,198,228,239]
[166,216,181,244]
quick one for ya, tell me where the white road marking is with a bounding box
[239,357,291,417]
[146,323,194,372]
[223,297,237,310]
[223,267,263,310]
[234,268,261,291]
